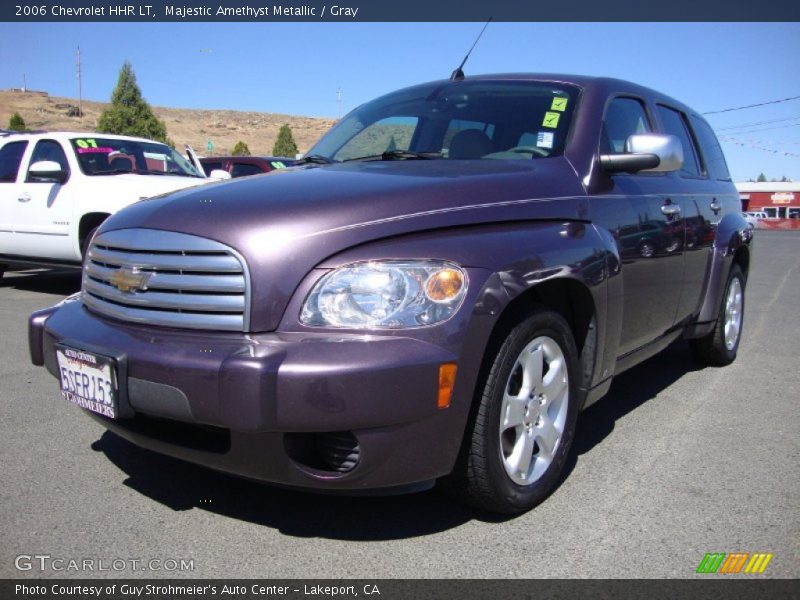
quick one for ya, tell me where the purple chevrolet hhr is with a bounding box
[29,74,751,514]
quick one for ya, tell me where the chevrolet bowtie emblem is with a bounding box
[109,267,151,293]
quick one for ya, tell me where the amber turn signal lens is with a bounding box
[438,363,458,409]
[425,268,465,303]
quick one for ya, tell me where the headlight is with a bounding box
[301,260,468,329]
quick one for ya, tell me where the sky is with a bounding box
[1,22,798,181]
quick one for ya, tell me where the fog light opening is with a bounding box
[284,431,361,475]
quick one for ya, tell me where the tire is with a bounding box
[689,264,745,366]
[639,241,656,258]
[81,226,100,262]
[449,309,580,515]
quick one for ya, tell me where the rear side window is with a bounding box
[231,162,265,178]
[689,115,731,181]
[0,141,28,183]
[657,105,702,178]
[201,161,223,173]
[601,98,651,154]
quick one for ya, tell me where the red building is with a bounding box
[736,182,800,229]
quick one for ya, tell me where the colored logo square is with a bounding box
[542,112,561,128]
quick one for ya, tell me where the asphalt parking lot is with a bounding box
[1,230,798,579]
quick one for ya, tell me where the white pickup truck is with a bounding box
[0,131,218,277]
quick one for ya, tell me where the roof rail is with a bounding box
[0,129,50,137]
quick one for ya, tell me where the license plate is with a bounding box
[55,346,118,419]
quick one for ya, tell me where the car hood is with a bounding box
[100,159,587,331]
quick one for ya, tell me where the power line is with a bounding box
[719,122,800,136]
[718,134,800,158]
[726,135,800,147]
[715,114,800,131]
[703,95,800,115]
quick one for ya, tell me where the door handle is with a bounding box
[17,193,31,203]
[710,199,721,214]
[661,203,681,217]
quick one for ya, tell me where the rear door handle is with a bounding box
[661,203,681,217]
[17,193,31,203]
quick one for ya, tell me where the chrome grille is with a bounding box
[82,229,250,331]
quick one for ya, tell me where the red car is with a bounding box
[199,155,296,178]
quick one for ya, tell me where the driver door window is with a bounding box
[601,98,651,154]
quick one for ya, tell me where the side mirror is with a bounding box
[28,160,68,184]
[626,134,683,172]
[208,169,232,180]
[600,134,683,174]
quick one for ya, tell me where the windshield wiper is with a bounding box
[344,150,442,162]
[295,154,337,165]
[92,169,137,176]
[90,169,201,178]
[138,170,204,178]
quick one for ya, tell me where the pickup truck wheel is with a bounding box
[81,226,99,262]
[689,264,745,366]
[454,309,579,515]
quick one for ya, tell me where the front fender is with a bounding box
[285,219,618,396]
[275,220,617,474]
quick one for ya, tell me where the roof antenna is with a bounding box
[450,18,492,81]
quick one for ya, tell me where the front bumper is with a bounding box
[30,301,467,492]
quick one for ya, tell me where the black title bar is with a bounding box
[4,579,800,600]
[4,0,799,22]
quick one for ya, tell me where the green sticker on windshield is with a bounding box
[270,161,286,169]
[75,139,98,148]
[551,97,568,112]
[542,112,561,128]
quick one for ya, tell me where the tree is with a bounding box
[756,173,767,182]
[8,112,26,131]
[97,61,169,143]
[273,124,298,157]
[231,141,251,156]
[781,175,790,182]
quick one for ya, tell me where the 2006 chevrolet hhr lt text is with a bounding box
[29,74,752,514]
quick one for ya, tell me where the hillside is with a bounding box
[0,89,336,156]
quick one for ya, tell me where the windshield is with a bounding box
[308,80,579,162]
[70,137,203,177]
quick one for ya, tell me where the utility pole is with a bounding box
[76,46,83,117]
[22,73,26,92]
[336,88,342,120]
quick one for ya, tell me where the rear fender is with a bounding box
[689,211,753,334]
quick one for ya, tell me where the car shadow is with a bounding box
[560,340,704,482]
[90,340,706,540]
[0,269,81,295]
[91,431,478,539]
[7,266,721,537]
